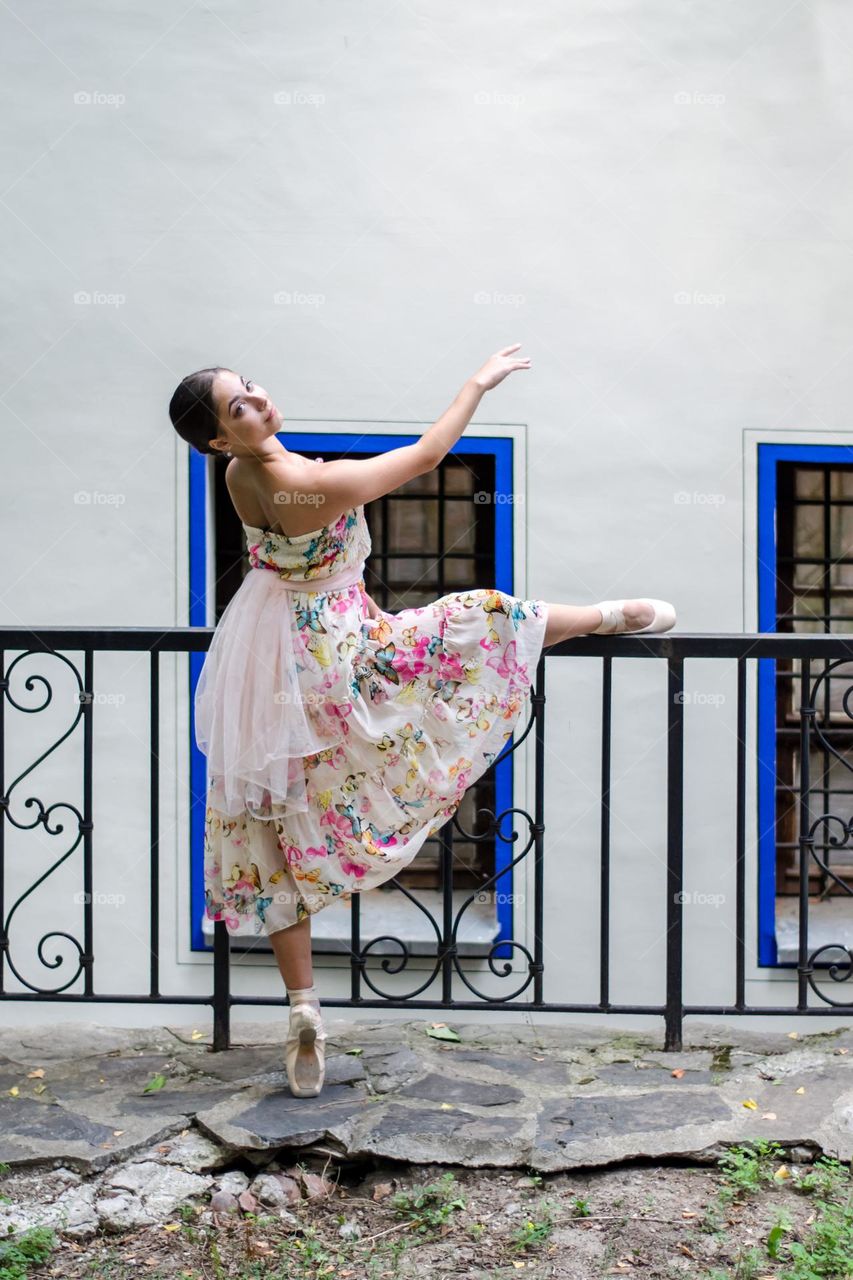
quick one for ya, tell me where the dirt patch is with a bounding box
[2,1144,847,1279]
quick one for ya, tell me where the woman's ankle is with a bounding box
[287,983,320,1011]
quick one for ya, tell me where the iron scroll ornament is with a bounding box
[798,658,853,1006]
[2,650,90,994]
[349,700,540,1003]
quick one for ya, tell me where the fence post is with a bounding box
[665,655,684,1052]
[212,919,231,1050]
[532,654,546,1005]
[797,657,814,1010]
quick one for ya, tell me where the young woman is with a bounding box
[169,344,675,1098]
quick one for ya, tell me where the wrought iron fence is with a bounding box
[2,626,853,1052]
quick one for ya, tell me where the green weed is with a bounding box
[388,1171,466,1235]
[794,1154,853,1202]
[510,1198,558,1252]
[717,1139,787,1201]
[778,1194,853,1278]
[0,1225,57,1280]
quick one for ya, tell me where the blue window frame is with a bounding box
[756,442,853,966]
[188,431,525,958]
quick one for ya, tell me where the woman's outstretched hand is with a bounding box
[471,343,532,392]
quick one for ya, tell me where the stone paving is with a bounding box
[1,1016,853,1182]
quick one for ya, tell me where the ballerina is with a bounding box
[170,343,675,1097]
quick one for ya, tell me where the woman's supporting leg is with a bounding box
[271,915,326,1096]
[268,915,314,991]
[542,599,654,648]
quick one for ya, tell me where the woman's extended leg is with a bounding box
[542,599,654,648]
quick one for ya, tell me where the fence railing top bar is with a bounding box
[1,628,853,659]
[0,627,214,653]
[548,632,853,658]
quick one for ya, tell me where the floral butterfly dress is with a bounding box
[196,502,549,935]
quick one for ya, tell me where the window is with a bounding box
[189,430,525,957]
[757,445,853,966]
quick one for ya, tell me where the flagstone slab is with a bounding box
[0,1097,117,1150]
[532,1087,733,1170]
[111,1086,243,1117]
[348,1100,534,1166]
[0,1096,186,1174]
[394,1071,525,1107]
[444,1048,571,1086]
[358,1045,424,1092]
[168,1043,302,1084]
[589,1061,716,1085]
[0,1024,177,1065]
[196,1079,377,1151]
[46,1053,193,1103]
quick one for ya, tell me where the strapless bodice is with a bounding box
[242,504,371,584]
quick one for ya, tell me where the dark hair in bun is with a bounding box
[169,366,229,456]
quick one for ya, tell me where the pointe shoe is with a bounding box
[592,598,677,636]
[284,1002,327,1097]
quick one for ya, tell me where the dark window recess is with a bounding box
[776,463,853,899]
[213,448,500,893]
[212,458,248,624]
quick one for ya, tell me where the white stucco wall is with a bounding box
[3,0,853,1033]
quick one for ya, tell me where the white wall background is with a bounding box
[3,0,853,1033]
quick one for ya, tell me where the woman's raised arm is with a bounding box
[258,441,436,530]
[257,344,531,527]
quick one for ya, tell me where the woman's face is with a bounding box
[210,370,282,456]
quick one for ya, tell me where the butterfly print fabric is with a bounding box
[196,502,549,935]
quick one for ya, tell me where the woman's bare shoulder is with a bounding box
[225,455,327,534]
